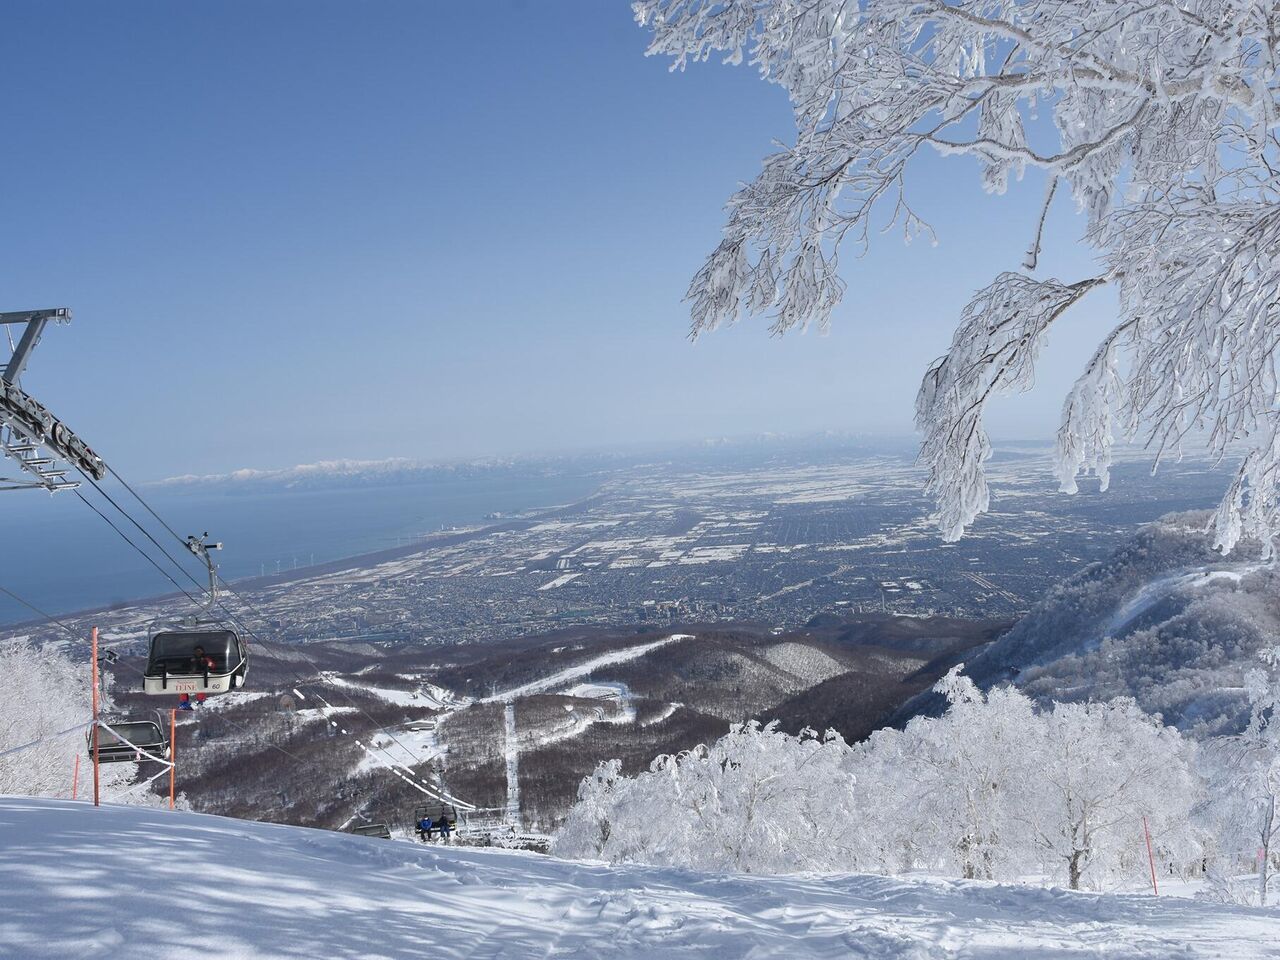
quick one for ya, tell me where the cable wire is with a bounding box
[72,489,207,610]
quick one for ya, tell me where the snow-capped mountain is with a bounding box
[901,511,1279,737]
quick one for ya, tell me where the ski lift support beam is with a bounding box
[185,533,223,611]
[1,308,70,383]
[0,307,106,492]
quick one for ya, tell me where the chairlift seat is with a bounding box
[413,803,458,828]
[87,719,170,763]
[351,823,392,839]
[143,627,247,696]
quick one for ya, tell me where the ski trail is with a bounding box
[479,634,691,703]
[1100,561,1272,641]
[504,700,520,828]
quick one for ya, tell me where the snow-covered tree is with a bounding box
[553,758,629,859]
[552,721,860,873]
[1201,645,1280,905]
[855,670,1192,885]
[894,669,1040,881]
[0,639,134,797]
[555,670,1200,888]
[875,671,1197,888]
[636,0,1280,553]
[1027,698,1200,890]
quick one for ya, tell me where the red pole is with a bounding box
[1143,816,1159,895]
[90,626,101,807]
[71,754,79,800]
[168,708,176,811]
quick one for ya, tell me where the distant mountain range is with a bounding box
[148,456,575,491]
[148,435,1222,495]
[143,434,927,492]
[895,510,1279,737]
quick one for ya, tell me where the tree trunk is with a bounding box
[960,835,976,880]
[1069,849,1083,890]
[1259,797,1274,908]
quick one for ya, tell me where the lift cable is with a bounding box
[0,720,93,761]
[0,583,87,645]
[9,490,474,809]
[200,583,469,801]
[193,592,474,809]
[203,579,476,808]
[71,488,208,612]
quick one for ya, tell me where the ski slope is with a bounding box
[1099,561,1272,641]
[479,634,690,703]
[2,797,1278,959]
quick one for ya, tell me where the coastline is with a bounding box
[1,486,608,632]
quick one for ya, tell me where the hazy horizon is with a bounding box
[143,430,1071,486]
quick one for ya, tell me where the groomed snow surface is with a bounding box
[2,798,1277,959]
[479,635,690,703]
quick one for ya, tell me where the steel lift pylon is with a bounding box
[0,308,105,492]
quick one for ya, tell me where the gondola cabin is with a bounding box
[87,719,170,763]
[351,823,392,839]
[143,627,247,696]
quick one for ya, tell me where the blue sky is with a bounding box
[0,0,1118,481]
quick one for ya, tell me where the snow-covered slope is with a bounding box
[761,641,848,685]
[2,796,1277,959]
[900,511,1279,736]
[478,635,689,703]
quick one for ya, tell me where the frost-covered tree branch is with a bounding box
[637,0,1280,553]
[917,272,1105,539]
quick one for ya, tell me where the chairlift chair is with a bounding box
[413,802,458,840]
[351,823,392,839]
[414,802,458,826]
[87,717,170,763]
[142,533,249,697]
[143,625,247,696]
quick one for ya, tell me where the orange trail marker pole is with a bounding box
[90,626,101,808]
[1143,816,1159,895]
[169,708,176,810]
[71,754,79,800]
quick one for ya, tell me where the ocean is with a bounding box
[0,471,600,625]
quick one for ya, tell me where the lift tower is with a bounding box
[0,308,105,491]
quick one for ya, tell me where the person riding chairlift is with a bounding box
[175,646,216,710]
[438,816,453,843]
